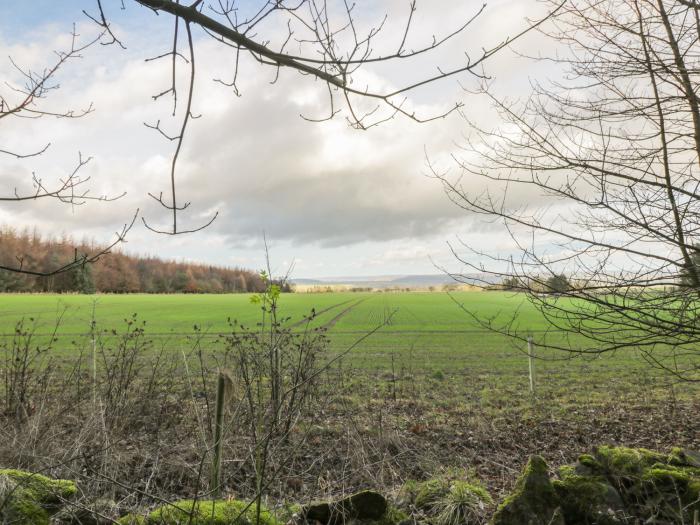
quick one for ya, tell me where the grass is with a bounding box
[0,292,347,335]
[0,290,593,334]
[0,290,691,405]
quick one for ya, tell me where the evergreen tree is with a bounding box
[545,274,571,294]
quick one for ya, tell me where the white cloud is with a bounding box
[0,0,565,277]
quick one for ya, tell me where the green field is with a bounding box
[0,291,546,334]
[0,291,687,408]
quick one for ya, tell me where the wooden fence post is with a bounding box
[527,336,535,395]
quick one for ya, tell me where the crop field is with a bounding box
[0,290,549,334]
[0,291,692,406]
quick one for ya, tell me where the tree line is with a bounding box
[0,227,270,294]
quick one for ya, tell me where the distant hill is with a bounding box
[0,227,264,294]
[291,273,495,289]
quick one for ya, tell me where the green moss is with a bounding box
[639,465,700,510]
[370,505,409,525]
[491,456,562,525]
[644,466,693,484]
[594,446,666,478]
[0,469,76,525]
[666,447,700,468]
[493,447,700,525]
[690,481,700,500]
[510,456,556,505]
[120,499,281,525]
[576,454,600,473]
[668,447,686,466]
[553,471,622,525]
[556,466,575,479]
[569,447,700,523]
[0,469,76,505]
[554,474,607,502]
[3,496,49,525]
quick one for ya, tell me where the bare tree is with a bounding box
[437,0,700,380]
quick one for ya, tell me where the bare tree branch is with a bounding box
[439,0,700,381]
[88,0,560,235]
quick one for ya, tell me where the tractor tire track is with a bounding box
[288,299,354,328]
[321,298,367,331]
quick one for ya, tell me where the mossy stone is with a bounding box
[490,456,563,525]
[0,469,76,525]
[593,446,666,479]
[303,490,388,525]
[553,471,625,524]
[595,446,700,521]
[636,465,700,519]
[492,447,700,524]
[668,448,700,468]
[118,499,280,525]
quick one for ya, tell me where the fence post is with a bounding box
[90,300,98,408]
[527,336,535,395]
[211,371,227,499]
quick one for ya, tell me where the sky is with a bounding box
[0,0,558,279]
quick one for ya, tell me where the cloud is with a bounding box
[0,0,566,275]
[366,245,434,267]
[166,58,472,246]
